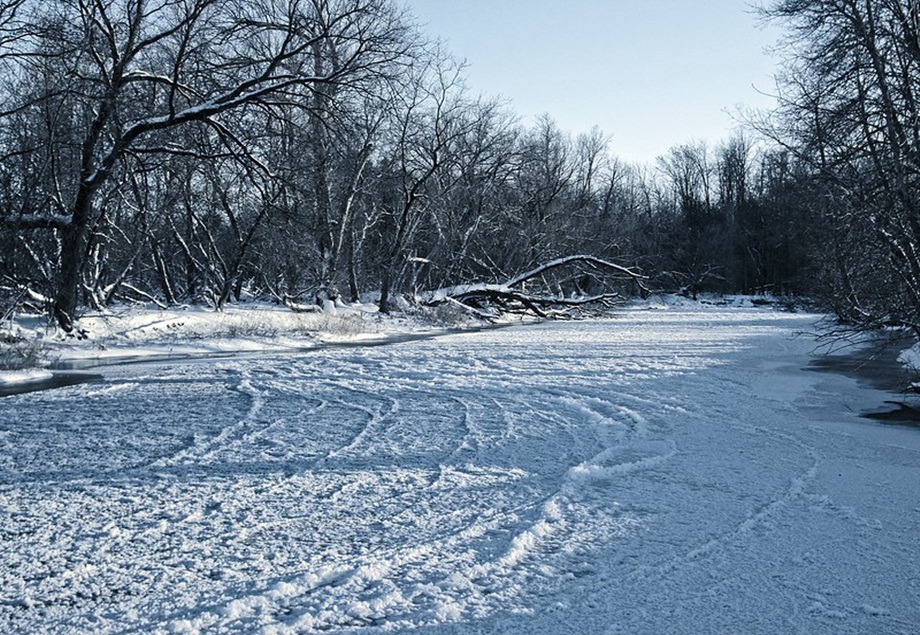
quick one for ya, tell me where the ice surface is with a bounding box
[0,369,53,386]
[1,306,918,634]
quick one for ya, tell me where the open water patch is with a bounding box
[862,400,920,427]
[807,334,920,426]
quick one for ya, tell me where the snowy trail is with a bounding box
[1,307,919,634]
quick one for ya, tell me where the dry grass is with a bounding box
[184,310,379,341]
[406,302,480,328]
[0,334,47,370]
[296,312,378,338]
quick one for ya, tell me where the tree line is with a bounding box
[0,0,916,333]
[759,0,920,333]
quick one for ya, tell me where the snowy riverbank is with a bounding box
[0,295,805,365]
[2,294,917,402]
[0,299,496,378]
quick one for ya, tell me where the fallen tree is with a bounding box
[422,255,649,319]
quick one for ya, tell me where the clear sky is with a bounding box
[402,0,782,165]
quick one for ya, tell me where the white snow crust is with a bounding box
[0,302,433,372]
[898,342,920,374]
[1,305,918,634]
[0,369,53,386]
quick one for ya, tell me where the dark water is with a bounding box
[0,371,103,397]
[862,401,920,424]
[808,334,920,427]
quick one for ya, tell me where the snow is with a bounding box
[0,302,457,376]
[898,342,920,374]
[1,304,919,634]
[0,369,53,386]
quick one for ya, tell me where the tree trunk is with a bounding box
[53,185,94,331]
[378,268,393,314]
[347,228,360,303]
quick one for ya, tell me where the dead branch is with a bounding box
[282,295,320,313]
[423,254,647,318]
[505,254,648,292]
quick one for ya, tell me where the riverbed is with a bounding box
[1,307,917,634]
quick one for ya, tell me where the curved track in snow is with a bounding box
[1,307,918,634]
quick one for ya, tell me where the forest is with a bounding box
[0,0,918,333]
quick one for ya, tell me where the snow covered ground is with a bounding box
[0,302,437,369]
[1,304,918,634]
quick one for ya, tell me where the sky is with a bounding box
[403,1,783,165]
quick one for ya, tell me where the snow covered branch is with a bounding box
[423,255,649,318]
[2,212,71,230]
[504,254,648,290]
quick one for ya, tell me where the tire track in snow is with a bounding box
[126,468,537,632]
[162,379,660,632]
[442,393,475,460]
[390,385,678,624]
[627,425,822,583]
[315,379,475,471]
[157,477,639,634]
[318,392,398,464]
[152,368,264,467]
[544,389,679,496]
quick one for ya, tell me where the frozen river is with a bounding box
[1,307,918,634]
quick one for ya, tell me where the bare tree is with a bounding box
[716,133,752,223]
[513,115,575,266]
[657,141,713,225]
[4,0,408,329]
[372,46,475,313]
[423,99,519,289]
[763,0,920,329]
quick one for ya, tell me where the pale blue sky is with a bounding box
[403,1,781,164]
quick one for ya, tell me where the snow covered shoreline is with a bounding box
[0,301,494,387]
[2,296,918,403]
[2,296,918,409]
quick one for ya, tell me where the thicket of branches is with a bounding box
[0,0,916,333]
[757,0,920,333]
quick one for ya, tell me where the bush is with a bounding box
[0,334,47,370]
